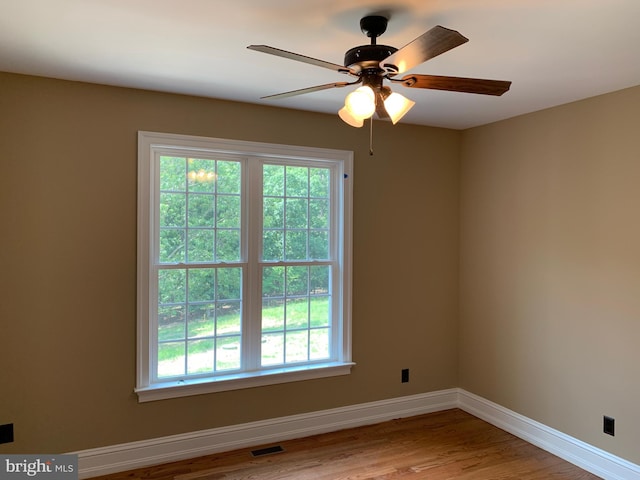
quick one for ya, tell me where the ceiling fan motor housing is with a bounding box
[344,44,397,74]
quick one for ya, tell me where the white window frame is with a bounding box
[136,131,354,402]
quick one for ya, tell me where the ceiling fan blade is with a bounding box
[248,45,355,75]
[260,82,353,100]
[401,74,512,96]
[381,26,468,76]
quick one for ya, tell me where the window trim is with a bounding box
[136,131,354,402]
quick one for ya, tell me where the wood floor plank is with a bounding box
[89,409,601,480]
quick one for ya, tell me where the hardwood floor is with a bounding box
[91,409,601,480]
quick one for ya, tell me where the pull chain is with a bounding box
[369,117,374,156]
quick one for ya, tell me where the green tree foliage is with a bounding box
[156,157,333,375]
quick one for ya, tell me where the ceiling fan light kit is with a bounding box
[248,15,511,128]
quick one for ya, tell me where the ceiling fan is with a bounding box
[248,15,511,127]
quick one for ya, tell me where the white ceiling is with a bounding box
[1,0,639,129]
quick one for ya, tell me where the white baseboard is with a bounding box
[74,389,458,478]
[457,389,640,480]
[73,388,640,480]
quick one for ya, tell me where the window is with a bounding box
[136,132,353,402]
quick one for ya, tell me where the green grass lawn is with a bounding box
[157,297,330,377]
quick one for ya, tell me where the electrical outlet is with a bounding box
[603,416,615,436]
[401,368,409,383]
[0,423,14,444]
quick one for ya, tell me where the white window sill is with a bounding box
[135,362,356,403]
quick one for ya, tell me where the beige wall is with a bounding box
[459,85,640,464]
[3,70,638,466]
[0,72,460,453]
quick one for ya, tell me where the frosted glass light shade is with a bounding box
[338,106,364,128]
[383,92,415,124]
[344,86,375,119]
